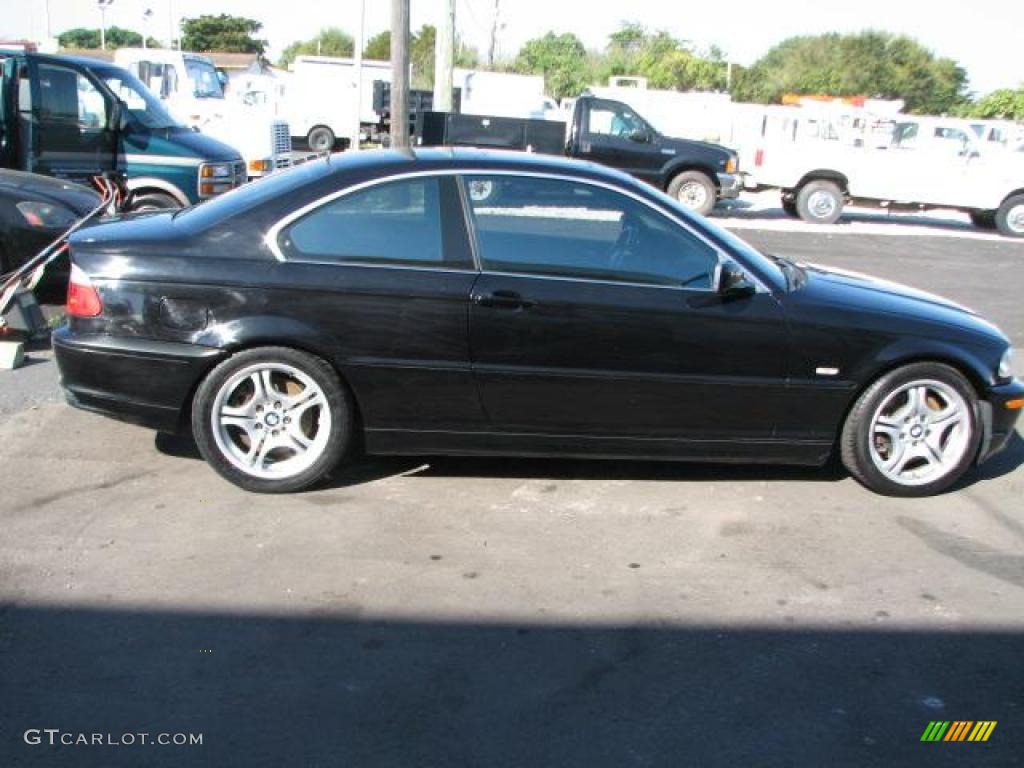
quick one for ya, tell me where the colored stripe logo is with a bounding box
[921,721,997,742]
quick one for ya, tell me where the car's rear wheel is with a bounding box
[307,126,336,153]
[796,180,844,224]
[840,362,980,496]
[667,170,715,216]
[192,347,353,493]
[995,194,1024,238]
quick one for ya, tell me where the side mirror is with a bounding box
[716,261,756,298]
[629,129,649,143]
[108,100,130,133]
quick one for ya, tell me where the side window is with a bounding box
[586,103,645,139]
[463,175,720,289]
[36,64,107,129]
[281,178,459,268]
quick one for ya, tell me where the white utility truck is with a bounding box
[747,113,1024,237]
[114,48,291,179]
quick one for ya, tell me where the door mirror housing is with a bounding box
[108,99,130,134]
[628,129,649,143]
[716,261,756,298]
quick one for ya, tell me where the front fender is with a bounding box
[855,336,999,393]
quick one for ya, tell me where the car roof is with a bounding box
[0,50,122,71]
[320,146,638,187]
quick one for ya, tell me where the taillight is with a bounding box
[67,263,103,317]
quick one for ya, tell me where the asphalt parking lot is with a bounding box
[2,215,1023,766]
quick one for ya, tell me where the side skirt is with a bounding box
[364,429,834,466]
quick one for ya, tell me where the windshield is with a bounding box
[101,70,182,130]
[185,58,224,99]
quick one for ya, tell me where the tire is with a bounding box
[307,126,336,153]
[795,180,844,224]
[994,194,1024,238]
[781,197,798,218]
[191,346,354,493]
[840,362,980,497]
[130,192,181,212]
[969,210,996,230]
[667,170,716,216]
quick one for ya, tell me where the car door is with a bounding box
[462,173,790,447]
[24,58,116,183]
[271,174,485,433]
[576,99,665,184]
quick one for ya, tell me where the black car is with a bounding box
[53,149,1022,495]
[0,170,100,292]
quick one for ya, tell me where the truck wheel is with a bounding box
[130,192,181,212]
[307,126,336,153]
[995,194,1024,238]
[969,210,996,230]
[796,180,844,224]
[667,171,715,216]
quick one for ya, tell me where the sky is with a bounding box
[3,0,1022,96]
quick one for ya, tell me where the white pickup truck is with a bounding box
[747,115,1024,237]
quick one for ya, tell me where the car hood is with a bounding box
[658,135,732,163]
[0,170,102,215]
[795,260,1007,342]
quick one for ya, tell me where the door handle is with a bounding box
[472,290,535,309]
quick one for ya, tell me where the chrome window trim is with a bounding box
[264,168,768,293]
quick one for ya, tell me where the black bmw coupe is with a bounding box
[54,149,1022,495]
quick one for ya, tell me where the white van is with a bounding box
[114,48,291,178]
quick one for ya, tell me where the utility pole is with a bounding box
[390,0,411,148]
[487,0,500,68]
[433,0,455,112]
[350,0,365,151]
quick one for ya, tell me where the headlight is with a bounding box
[16,200,79,229]
[725,156,738,174]
[200,163,233,179]
[998,347,1014,379]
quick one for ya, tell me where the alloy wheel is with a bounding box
[868,379,971,487]
[210,362,332,479]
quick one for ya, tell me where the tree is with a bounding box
[733,31,968,113]
[514,32,589,100]
[58,26,160,50]
[180,14,266,55]
[363,30,390,60]
[965,86,1024,120]
[278,28,354,68]
[596,23,725,92]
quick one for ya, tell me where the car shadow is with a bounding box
[156,431,1023,493]
[2,603,1021,767]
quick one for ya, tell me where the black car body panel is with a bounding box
[0,169,100,286]
[54,149,1021,470]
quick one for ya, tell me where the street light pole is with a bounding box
[97,0,114,51]
[390,0,410,149]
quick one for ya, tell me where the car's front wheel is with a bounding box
[192,347,354,493]
[840,362,980,496]
[667,171,716,216]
